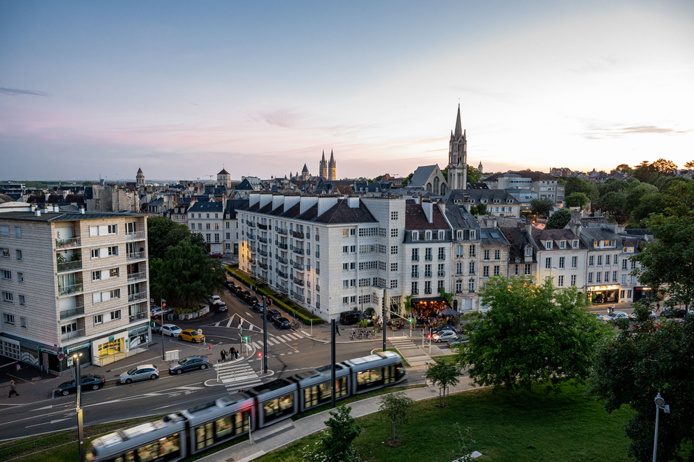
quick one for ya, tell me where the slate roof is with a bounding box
[404,200,449,230]
[443,202,479,231]
[445,189,519,205]
[500,226,536,262]
[313,200,377,224]
[0,211,143,222]
[479,227,510,246]
[532,228,585,250]
[408,165,439,188]
[188,201,224,213]
[224,199,248,219]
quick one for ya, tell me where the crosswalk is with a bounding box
[249,332,303,349]
[215,360,263,392]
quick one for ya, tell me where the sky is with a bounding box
[1,0,693,182]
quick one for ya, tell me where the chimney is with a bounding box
[525,219,533,236]
[422,201,433,224]
[34,209,41,217]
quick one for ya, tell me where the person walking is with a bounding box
[8,380,19,398]
[220,349,227,362]
[230,347,236,360]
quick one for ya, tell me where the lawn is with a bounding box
[256,380,635,462]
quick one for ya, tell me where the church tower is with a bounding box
[301,163,310,181]
[319,151,328,179]
[217,168,231,189]
[136,167,145,187]
[447,104,467,190]
[328,150,336,181]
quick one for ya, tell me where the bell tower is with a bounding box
[447,104,467,190]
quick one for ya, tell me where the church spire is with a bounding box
[454,103,462,138]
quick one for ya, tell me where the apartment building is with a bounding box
[532,227,588,291]
[0,209,149,373]
[187,201,224,254]
[444,202,482,311]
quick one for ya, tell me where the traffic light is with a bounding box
[408,318,413,324]
[243,336,249,342]
[427,334,432,339]
[257,352,263,359]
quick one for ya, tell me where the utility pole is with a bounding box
[382,289,387,352]
[331,318,336,408]
[160,299,166,360]
[263,297,268,374]
[73,353,84,462]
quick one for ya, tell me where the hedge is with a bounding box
[226,266,325,325]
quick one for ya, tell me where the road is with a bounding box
[0,281,379,440]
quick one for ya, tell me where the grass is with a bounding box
[256,380,635,462]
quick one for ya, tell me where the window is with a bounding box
[559,257,565,269]
[622,259,628,270]
[438,248,445,260]
[411,265,419,278]
[390,229,398,238]
[559,240,565,249]
[456,245,463,258]
[110,289,121,299]
[3,313,15,324]
[468,279,475,293]
[15,249,22,260]
[108,246,118,256]
[484,250,490,261]
[596,272,602,283]
[622,274,627,284]
[20,316,26,328]
[424,281,432,294]
[605,271,610,282]
[526,247,532,257]
[390,263,398,272]
[437,263,445,277]
[456,262,463,275]
[18,295,25,305]
[390,246,398,255]
[425,264,432,278]
[110,310,121,320]
[631,261,637,270]
[597,255,602,266]
[109,268,119,278]
[545,257,551,269]
[588,273,593,283]
[0,248,8,258]
[483,266,489,277]
[342,297,349,305]
[589,256,594,266]
[107,224,118,234]
[2,292,13,303]
[391,211,398,220]
[91,249,101,259]
[94,314,103,325]
[455,280,462,293]
[206,223,211,230]
[571,256,577,268]
[525,264,532,275]
[14,226,21,238]
[411,281,419,295]
[605,255,610,265]
[92,271,101,281]
[571,275,576,286]
[17,272,23,283]
[613,271,617,282]
[437,280,444,290]
[412,231,418,241]
[425,248,432,261]
[390,279,398,289]
[469,245,476,257]
[494,249,501,260]
[411,249,419,261]
[0,225,8,236]
[493,266,500,276]
[1,269,10,280]
[343,246,349,254]
[546,241,553,250]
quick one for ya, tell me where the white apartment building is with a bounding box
[188,200,224,254]
[0,208,149,373]
[532,228,588,291]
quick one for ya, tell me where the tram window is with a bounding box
[196,422,214,450]
[356,368,385,390]
[216,416,233,438]
[263,394,294,422]
[335,377,347,397]
[133,433,180,461]
[235,410,250,434]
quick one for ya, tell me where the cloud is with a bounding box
[582,122,692,139]
[254,107,305,128]
[0,87,50,97]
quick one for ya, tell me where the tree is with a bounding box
[634,180,694,310]
[426,360,461,406]
[378,392,414,443]
[467,165,482,184]
[401,172,414,187]
[302,405,362,462]
[685,160,694,169]
[545,209,571,229]
[614,163,634,175]
[530,198,553,217]
[597,190,628,223]
[589,320,694,461]
[565,176,599,203]
[457,276,612,391]
[565,192,589,209]
[650,158,678,175]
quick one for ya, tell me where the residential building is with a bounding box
[531,227,588,291]
[187,200,224,254]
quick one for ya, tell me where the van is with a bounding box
[340,311,363,325]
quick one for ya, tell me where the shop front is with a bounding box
[587,284,619,304]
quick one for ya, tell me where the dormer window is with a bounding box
[438,230,445,240]
[572,240,579,249]
[546,241,553,250]
[470,230,476,240]
[457,231,462,240]
[560,240,566,249]
[412,231,419,241]
[425,231,432,240]
[525,247,532,257]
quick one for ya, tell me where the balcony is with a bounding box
[126,231,146,241]
[316,302,320,309]
[277,270,288,279]
[294,278,305,287]
[425,273,432,278]
[259,262,268,269]
[61,328,86,341]
[316,285,320,292]
[57,260,83,273]
[60,306,85,320]
[258,236,268,244]
[291,246,305,255]
[425,256,433,261]
[129,312,148,322]
[292,231,304,239]
[277,228,287,235]
[258,223,268,230]
[292,261,305,271]
[55,236,81,249]
[279,286,289,295]
[412,256,419,262]
[412,272,419,278]
[59,282,84,296]
[127,251,146,260]
[128,291,148,303]
[438,271,446,277]
[276,256,288,264]
[127,271,147,282]
[258,249,268,257]
[248,233,257,240]
[315,252,320,258]
[277,242,288,250]
[246,220,255,227]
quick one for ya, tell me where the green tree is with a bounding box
[597,190,628,223]
[378,392,414,443]
[530,198,553,217]
[545,209,572,229]
[426,360,461,406]
[458,276,611,392]
[302,405,362,462]
[401,172,414,187]
[651,158,678,175]
[614,163,634,175]
[589,320,694,461]
[624,183,658,218]
[634,180,694,310]
[467,165,482,184]
[565,176,599,203]
[565,192,589,209]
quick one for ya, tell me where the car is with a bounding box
[662,308,692,319]
[208,252,223,258]
[119,364,159,384]
[168,356,211,374]
[249,302,264,314]
[208,295,221,305]
[433,330,458,343]
[339,311,363,325]
[56,374,105,396]
[266,309,281,322]
[151,323,163,334]
[432,325,458,334]
[274,317,292,329]
[179,329,205,343]
[448,336,469,347]
[602,311,632,322]
[161,324,182,337]
[214,301,227,312]
[150,306,172,318]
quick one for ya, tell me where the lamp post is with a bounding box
[653,392,670,462]
[160,299,166,360]
[73,352,85,462]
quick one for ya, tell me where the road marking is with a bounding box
[277,337,287,343]
[26,418,70,428]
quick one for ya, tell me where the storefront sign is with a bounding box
[66,343,91,354]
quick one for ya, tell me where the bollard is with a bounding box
[208,343,212,351]
[16,362,21,371]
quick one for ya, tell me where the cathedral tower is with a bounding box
[328,150,336,181]
[136,168,145,188]
[319,151,328,179]
[447,104,467,190]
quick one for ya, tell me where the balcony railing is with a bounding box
[316,286,320,292]
[248,233,257,240]
[276,256,288,265]
[257,223,268,230]
[126,231,146,240]
[294,278,305,287]
[57,260,82,273]
[277,270,288,279]
[292,261,305,271]
[59,282,84,296]
[412,256,419,262]
[425,256,433,261]
[279,286,288,295]
[128,291,148,303]
[291,246,305,255]
[412,272,419,278]
[129,312,148,322]
[55,236,81,249]
[258,236,268,244]
[258,249,268,257]
[61,328,85,341]
[127,251,146,260]
[246,220,255,227]
[277,228,287,235]
[60,306,85,320]
[128,271,147,281]
[259,262,268,269]
[292,231,304,239]
[315,252,320,258]
[277,242,288,250]
[438,271,446,277]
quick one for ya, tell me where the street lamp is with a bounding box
[653,392,670,462]
[160,299,166,360]
[73,352,85,462]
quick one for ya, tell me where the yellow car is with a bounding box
[179,329,205,343]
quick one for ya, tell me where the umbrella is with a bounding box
[440,309,459,316]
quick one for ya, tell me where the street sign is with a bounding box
[67,356,73,367]
[197,329,203,335]
[57,353,64,360]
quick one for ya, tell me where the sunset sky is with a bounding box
[1,1,693,182]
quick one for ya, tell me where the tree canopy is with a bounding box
[426,360,461,406]
[530,198,553,217]
[457,276,612,391]
[378,392,414,443]
[565,192,589,209]
[545,208,572,230]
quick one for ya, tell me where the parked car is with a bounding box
[161,324,182,337]
[433,330,458,343]
[168,356,211,374]
[208,252,223,258]
[274,317,292,329]
[266,309,281,322]
[602,311,633,322]
[119,365,159,384]
[339,311,363,325]
[249,303,264,314]
[432,325,458,334]
[179,329,205,343]
[56,374,105,396]
[662,308,692,319]
[215,301,227,312]
[150,306,172,318]
[208,295,221,305]
[151,323,162,334]
[448,337,468,347]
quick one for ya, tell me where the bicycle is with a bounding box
[291,320,301,330]
[350,329,356,340]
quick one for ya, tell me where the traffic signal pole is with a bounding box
[382,289,387,352]
[262,297,268,374]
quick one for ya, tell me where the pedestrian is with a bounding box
[220,349,226,362]
[656,303,660,313]
[8,380,19,398]
[230,347,236,360]
[610,304,615,314]
[234,349,239,360]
